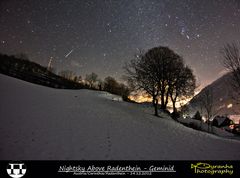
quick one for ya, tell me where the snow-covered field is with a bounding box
[0,74,239,160]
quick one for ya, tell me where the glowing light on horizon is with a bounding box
[227,103,233,108]
[129,92,195,108]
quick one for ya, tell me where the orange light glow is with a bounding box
[129,91,198,108]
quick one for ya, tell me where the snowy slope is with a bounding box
[187,72,240,117]
[0,74,240,160]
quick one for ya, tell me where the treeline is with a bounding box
[102,76,131,101]
[0,53,85,89]
[0,53,131,101]
[58,71,131,101]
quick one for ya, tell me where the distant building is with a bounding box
[229,115,240,124]
[212,116,232,128]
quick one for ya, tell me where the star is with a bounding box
[0,0,239,90]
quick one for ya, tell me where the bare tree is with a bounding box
[125,49,161,116]
[85,72,98,88]
[58,70,76,80]
[125,46,196,116]
[97,79,104,91]
[199,88,214,132]
[221,42,240,94]
[103,76,131,101]
[202,89,214,119]
[169,65,196,114]
[103,76,118,93]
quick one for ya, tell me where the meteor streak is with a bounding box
[65,49,74,58]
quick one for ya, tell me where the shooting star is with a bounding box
[65,49,74,58]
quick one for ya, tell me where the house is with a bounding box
[233,125,240,135]
[229,115,240,124]
[212,116,232,128]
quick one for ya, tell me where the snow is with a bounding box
[98,92,123,102]
[0,74,240,160]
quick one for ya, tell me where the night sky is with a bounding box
[0,0,240,88]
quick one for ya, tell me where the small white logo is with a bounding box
[6,163,27,178]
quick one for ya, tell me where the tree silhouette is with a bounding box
[58,70,76,80]
[0,53,84,89]
[103,76,131,101]
[85,72,98,88]
[199,88,215,132]
[125,46,196,116]
[193,111,202,121]
[104,76,119,93]
[169,65,196,114]
[221,42,240,95]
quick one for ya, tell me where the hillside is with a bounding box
[0,74,239,160]
[0,54,84,89]
[187,73,240,120]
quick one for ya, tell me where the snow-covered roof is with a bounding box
[229,115,240,124]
